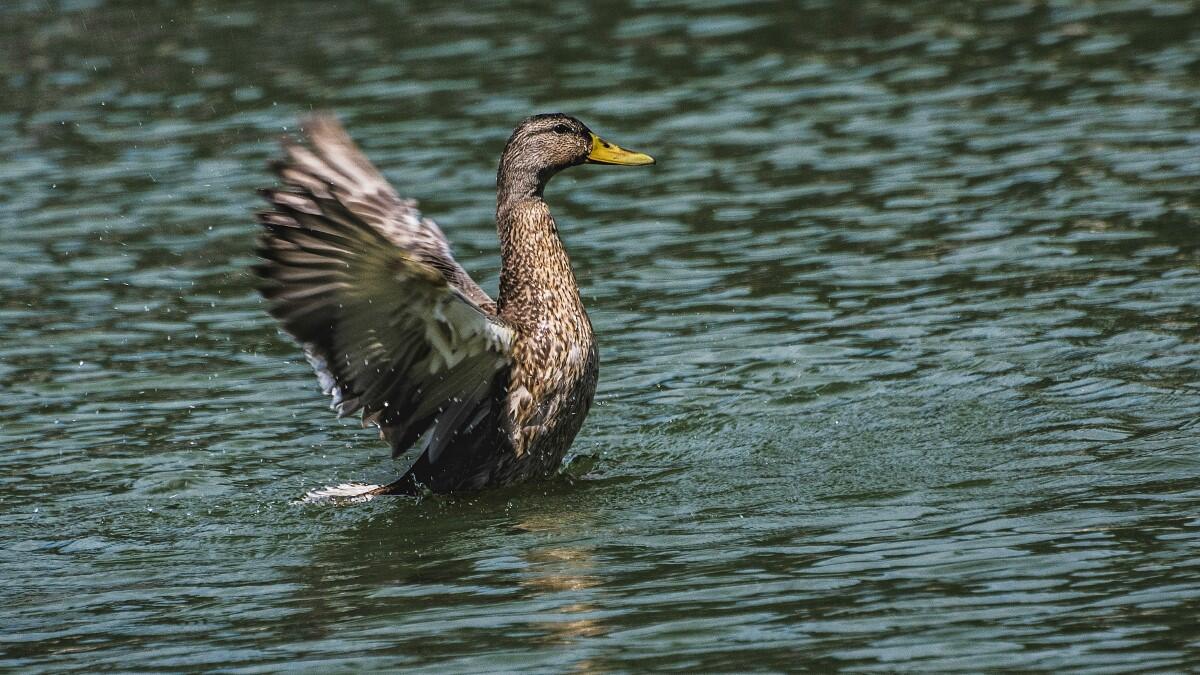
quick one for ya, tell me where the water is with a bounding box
[3,0,1200,670]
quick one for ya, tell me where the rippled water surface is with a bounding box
[3,0,1200,671]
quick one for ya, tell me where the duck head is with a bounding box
[497,113,654,200]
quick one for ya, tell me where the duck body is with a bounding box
[255,113,652,495]
[495,198,599,483]
[397,198,599,493]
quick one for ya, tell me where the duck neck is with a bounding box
[495,191,583,323]
[497,158,545,204]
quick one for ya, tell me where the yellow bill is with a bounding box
[586,132,655,166]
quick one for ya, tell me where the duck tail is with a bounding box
[300,482,386,503]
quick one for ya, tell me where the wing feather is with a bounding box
[256,114,512,460]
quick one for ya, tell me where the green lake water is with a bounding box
[3,0,1200,671]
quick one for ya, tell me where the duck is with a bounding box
[254,113,654,496]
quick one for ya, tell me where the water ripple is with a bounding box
[2,0,1200,671]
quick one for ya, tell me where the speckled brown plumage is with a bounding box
[254,113,652,495]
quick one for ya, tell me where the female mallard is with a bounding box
[255,113,653,495]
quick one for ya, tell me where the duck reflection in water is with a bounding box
[291,492,611,669]
[512,512,607,649]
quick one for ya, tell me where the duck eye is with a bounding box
[552,124,571,134]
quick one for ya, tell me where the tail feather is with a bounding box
[300,482,384,503]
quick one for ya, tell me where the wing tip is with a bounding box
[301,110,340,129]
[301,111,350,148]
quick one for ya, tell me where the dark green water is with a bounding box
[3,0,1200,671]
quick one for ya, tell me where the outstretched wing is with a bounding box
[255,114,513,459]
